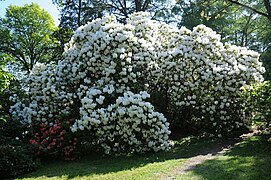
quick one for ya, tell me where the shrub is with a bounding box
[11,13,173,154]
[151,24,264,135]
[0,141,37,178]
[0,120,37,178]
[10,12,265,155]
[242,81,271,134]
[71,91,171,154]
[30,116,79,160]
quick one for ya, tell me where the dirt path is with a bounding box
[163,130,257,179]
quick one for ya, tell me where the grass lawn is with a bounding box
[18,135,271,180]
[185,135,271,180]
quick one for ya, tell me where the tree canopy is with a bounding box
[53,0,173,30]
[226,0,271,21]
[0,55,14,92]
[0,3,58,73]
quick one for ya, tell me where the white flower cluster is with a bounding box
[10,12,173,154]
[9,63,67,126]
[153,24,265,133]
[72,91,170,154]
[60,14,172,153]
[9,94,31,124]
[10,12,265,153]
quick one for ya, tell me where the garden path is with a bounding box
[163,129,258,179]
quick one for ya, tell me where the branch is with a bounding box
[108,1,128,18]
[1,43,31,73]
[226,0,269,18]
[142,0,151,10]
[116,0,128,17]
[263,0,271,21]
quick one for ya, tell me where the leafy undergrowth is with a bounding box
[17,135,271,180]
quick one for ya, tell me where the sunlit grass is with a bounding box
[18,135,271,180]
[180,135,271,180]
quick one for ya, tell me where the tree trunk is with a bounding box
[263,0,271,21]
[78,0,82,27]
[135,0,142,11]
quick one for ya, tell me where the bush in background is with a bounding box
[242,81,271,134]
[0,120,38,178]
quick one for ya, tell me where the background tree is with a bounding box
[51,27,74,59]
[53,0,174,30]
[105,0,176,23]
[0,54,15,122]
[223,0,271,79]
[53,0,107,30]
[0,55,14,93]
[226,0,271,21]
[0,3,58,74]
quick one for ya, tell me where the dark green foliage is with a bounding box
[0,120,38,178]
[149,89,200,136]
[53,0,109,30]
[51,27,74,59]
[0,90,11,122]
[262,47,271,80]
[242,81,271,128]
[0,141,37,178]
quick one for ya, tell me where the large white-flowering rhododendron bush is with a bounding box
[10,12,265,153]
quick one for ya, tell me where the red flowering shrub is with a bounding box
[29,117,78,160]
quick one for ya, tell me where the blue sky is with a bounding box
[0,0,60,25]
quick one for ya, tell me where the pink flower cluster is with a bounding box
[29,118,78,160]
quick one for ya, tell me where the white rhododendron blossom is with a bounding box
[10,12,265,153]
[72,91,170,153]
[152,24,265,133]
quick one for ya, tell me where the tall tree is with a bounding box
[0,3,58,73]
[53,0,172,30]
[106,0,172,22]
[53,0,107,30]
[51,27,74,59]
[226,0,271,21]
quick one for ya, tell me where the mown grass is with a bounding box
[17,135,271,180]
[185,135,271,180]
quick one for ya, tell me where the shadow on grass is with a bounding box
[19,135,238,179]
[191,135,271,180]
